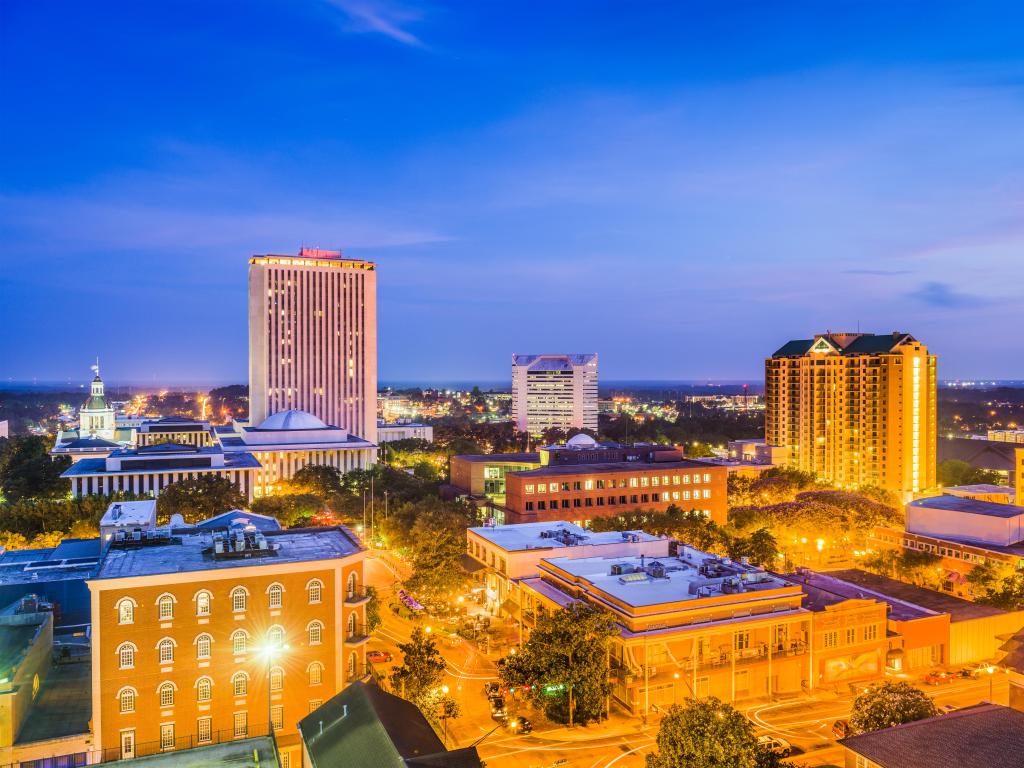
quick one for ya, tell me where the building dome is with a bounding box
[257,409,328,431]
[566,433,598,448]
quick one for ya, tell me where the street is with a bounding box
[364,554,1011,768]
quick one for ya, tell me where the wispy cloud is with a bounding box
[907,281,988,309]
[843,268,913,276]
[324,0,425,47]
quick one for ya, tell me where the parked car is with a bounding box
[959,662,994,679]
[938,704,958,714]
[831,720,850,739]
[483,681,502,697]
[508,717,533,734]
[756,736,792,757]
[366,650,393,663]
[924,670,955,685]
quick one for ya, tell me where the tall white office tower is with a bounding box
[512,353,598,437]
[248,248,377,442]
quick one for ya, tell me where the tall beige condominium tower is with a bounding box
[249,248,377,442]
[765,332,936,499]
[512,353,598,437]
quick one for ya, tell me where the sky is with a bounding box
[2,1,1024,386]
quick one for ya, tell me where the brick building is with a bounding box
[88,525,369,766]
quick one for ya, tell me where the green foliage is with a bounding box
[726,528,779,568]
[976,573,1024,611]
[0,493,139,540]
[849,681,937,734]
[498,603,617,726]
[389,627,446,707]
[599,404,763,449]
[0,436,71,502]
[938,459,1004,488]
[402,498,474,598]
[588,505,726,552]
[645,698,781,768]
[250,493,322,527]
[286,464,343,499]
[365,585,383,633]
[155,474,245,523]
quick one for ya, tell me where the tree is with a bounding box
[938,459,1003,488]
[251,493,322,527]
[155,475,245,523]
[849,681,937,734]
[287,464,343,500]
[365,586,383,633]
[0,436,71,502]
[405,502,473,598]
[977,573,1024,611]
[499,602,617,726]
[728,528,778,568]
[389,627,446,705]
[645,698,781,768]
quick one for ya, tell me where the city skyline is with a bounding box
[3,2,1024,383]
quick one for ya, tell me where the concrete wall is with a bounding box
[908,503,1024,547]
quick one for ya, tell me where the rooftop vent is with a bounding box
[210,530,278,560]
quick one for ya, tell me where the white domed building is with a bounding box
[217,409,376,496]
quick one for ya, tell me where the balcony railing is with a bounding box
[344,587,372,605]
[95,722,275,765]
[345,624,371,645]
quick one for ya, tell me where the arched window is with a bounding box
[308,620,324,646]
[117,642,136,669]
[267,625,285,649]
[116,598,135,625]
[231,630,248,656]
[156,593,175,620]
[231,587,248,613]
[118,687,137,713]
[267,583,284,609]
[195,590,212,617]
[346,612,357,637]
[308,662,323,686]
[347,651,358,679]
[346,572,357,599]
[158,682,175,708]
[232,672,248,697]
[157,638,175,664]
[270,666,284,692]
[307,579,323,605]
[196,677,212,703]
[195,633,212,660]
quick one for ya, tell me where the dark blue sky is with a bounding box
[3,1,1023,385]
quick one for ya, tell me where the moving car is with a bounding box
[489,695,507,718]
[756,736,792,757]
[483,681,502,697]
[508,717,533,734]
[366,650,394,663]
[831,720,850,739]
[924,670,955,685]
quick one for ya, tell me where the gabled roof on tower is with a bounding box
[771,332,919,358]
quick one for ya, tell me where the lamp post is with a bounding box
[261,643,289,741]
[988,665,995,701]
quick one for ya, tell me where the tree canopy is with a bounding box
[0,436,71,502]
[849,681,937,734]
[645,698,782,768]
[155,474,246,523]
[499,602,617,726]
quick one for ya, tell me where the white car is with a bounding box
[757,735,792,757]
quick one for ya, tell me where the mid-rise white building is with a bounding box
[511,353,598,437]
[248,248,377,443]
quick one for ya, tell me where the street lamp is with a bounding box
[260,643,289,742]
[987,664,996,701]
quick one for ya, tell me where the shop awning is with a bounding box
[499,598,521,620]
[460,554,486,574]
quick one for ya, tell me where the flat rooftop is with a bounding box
[110,737,279,768]
[541,548,796,609]
[908,494,1024,519]
[16,660,91,745]
[0,539,101,586]
[453,453,540,464]
[787,570,936,621]
[100,500,157,527]
[825,569,1008,622]
[94,526,362,581]
[63,451,261,477]
[512,459,715,477]
[945,484,1015,496]
[469,521,661,552]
